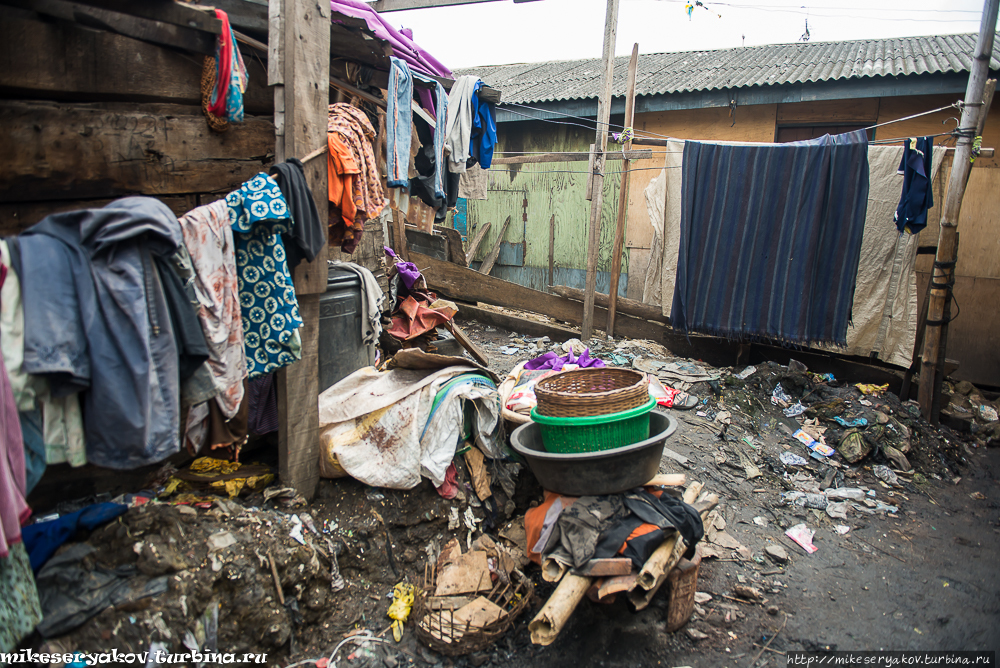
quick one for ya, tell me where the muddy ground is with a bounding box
[24,317,1000,668]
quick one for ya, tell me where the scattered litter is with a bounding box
[825,501,850,520]
[289,515,306,545]
[825,488,865,500]
[793,429,835,457]
[771,384,793,407]
[855,383,889,396]
[780,452,808,466]
[387,582,415,642]
[501,347,521,355]
[873,465,899,487]
[783,402,807,417]
[833,416,868,428]
[835,525,851,535]
[694,592,713,604]
[969,491,986,500]
[735,366,757,380]
[753,516,768,527]
[207,531,237,552]
[782,491,827,510]
[785,524,818,554]
[873,501,899,514]
[764,545,789,564]
[733,585,762,601]
[980,405,998,422]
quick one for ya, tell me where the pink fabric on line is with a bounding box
[0,265,30,557]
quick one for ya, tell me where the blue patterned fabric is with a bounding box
[227,174,303,379]
[672,130,870,346]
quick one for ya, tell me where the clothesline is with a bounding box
[862,103,961,130]
[499,100,969,146]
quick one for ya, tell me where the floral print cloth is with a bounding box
[0,543,42,653]
[226,174,303,379]
[178,200,248,417]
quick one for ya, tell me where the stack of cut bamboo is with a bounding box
[528,481,719,645]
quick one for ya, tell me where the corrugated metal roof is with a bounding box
[456,33,1000,104]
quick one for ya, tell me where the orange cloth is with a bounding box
[386,295,454,341]
[328,133,365,252]
[523,488,667,565]
[328,133,360,228]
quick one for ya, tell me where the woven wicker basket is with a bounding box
[413,564,534,656]
[534,367,649,417]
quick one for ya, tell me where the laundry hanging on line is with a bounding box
[670,130,871,346]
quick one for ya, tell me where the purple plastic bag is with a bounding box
[523,348,605,371]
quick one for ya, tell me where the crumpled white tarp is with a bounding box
[641,143,943,367]
[318,365,499,489]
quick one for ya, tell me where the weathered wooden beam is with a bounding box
[0,101,274,203]
[582,0,621,341]
[491,149,651,165]
[478,215,512,276]
[0,195,200,236]
[1,0,217,54]
[547,214,555,292]
[70,0,222,33]
[464,221,491,266]
[273,0,330,500]
[550,285,667,323]
[0,10,272,113]
[606,43,640,338]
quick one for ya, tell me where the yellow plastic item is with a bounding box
[387,582,415,642]
[855,383,889,396]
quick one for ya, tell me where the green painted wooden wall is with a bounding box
[463,120,629,294]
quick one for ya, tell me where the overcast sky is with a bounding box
[369,0,990,70]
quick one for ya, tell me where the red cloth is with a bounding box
[387,296,453,341]
[208,10,233,116]
[435,462,458,499]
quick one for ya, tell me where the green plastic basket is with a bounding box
[529,396,656,453]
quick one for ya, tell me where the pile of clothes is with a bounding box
[328,103,386,253]
[2,160,325,475]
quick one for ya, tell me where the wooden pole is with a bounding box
[580,0,621,341]
[270,0,330,498]
[606,43,639,337]
[918,0,998,421]
[548,214,555,293]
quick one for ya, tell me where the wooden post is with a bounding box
[548,214,555,293]
[580,0,620,341]
[606,43,639,337]
[918,0,998,422]
[270,0,331,498]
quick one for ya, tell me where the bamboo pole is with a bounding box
[606,43,640,337]
[918,0,999,421]
[581,0,621,341]
[527,573,592,646]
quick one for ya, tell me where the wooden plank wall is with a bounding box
[464,119,626,296]
[0,6,275,232]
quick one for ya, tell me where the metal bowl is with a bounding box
[509,410,678,496]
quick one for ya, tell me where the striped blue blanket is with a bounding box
[670,130,870,346]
